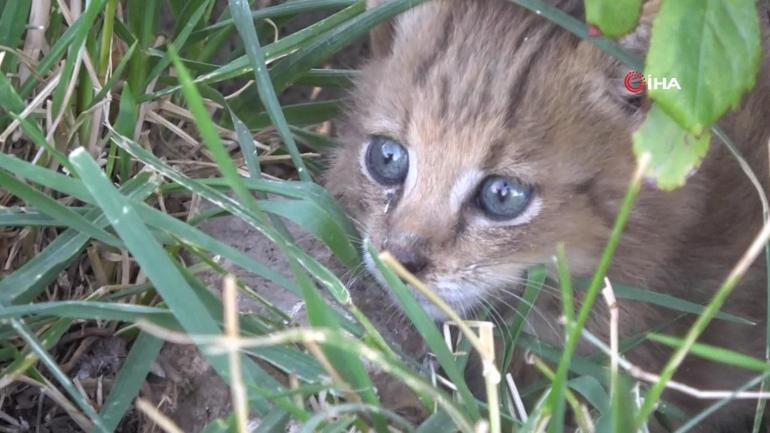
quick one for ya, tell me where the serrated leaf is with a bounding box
[633,104,710,190]
[645,0,761,134]
[585,0,641,38]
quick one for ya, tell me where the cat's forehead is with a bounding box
[349,0,630,185]
[355,0,588,149]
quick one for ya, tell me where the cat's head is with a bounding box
[326,0,699,318]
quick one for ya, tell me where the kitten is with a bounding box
[325,0,770,431]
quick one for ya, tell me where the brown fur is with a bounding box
[324,1,770,431]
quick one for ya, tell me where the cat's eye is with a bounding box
[365,136,409,186]
[476,176,533,220]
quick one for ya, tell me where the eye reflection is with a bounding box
[476,175,533,220]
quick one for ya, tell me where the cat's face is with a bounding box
[326,0,695,318]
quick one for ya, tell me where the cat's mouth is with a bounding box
[362,247,482,320]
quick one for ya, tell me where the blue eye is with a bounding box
[365,136,409,186]
[477,176,533,220]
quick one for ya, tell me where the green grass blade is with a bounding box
[0,152,88,198]
[258,199,360,270]
[416,411,457,433]
[67,148,277,415]
[269,0,423,92]
[546,160,647,433]
[366,240,481,420]
[500,265,545,379]
[648,333,770,372]
[19,0,108,98]
[131,202,300,295]
[0,0,30,52]
[145,1,211,85]
[109,134,359,327]
[0,302,173,324]
[237,99,341,130]
[0,174,158,305]
[145,2,363,101]
[10,319,111,433]
[228,0,311,181]
[231,109,262,180]
[294,68,358,88]
[0,170,123,247]
[100,332,164,430]
[194,0,355,38]
[0,318,70,387]
[599,281,754,325]
[295,263,389,432]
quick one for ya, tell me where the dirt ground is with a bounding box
[154,210,427,431]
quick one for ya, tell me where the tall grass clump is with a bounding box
[1,0,769,432]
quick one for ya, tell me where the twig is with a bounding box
[136,398,185,433]
[579,328,770,400]
[505,373,528,422]
[223,275,249,433]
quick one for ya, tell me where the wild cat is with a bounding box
[324,0,770,431]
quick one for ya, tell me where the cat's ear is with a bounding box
[367,0,396,57]
[608,0,660,114]
[617,0,659,56]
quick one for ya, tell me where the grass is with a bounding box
[0,1,769,432]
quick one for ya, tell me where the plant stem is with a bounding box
[546,153,650,432]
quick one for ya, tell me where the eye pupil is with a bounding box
[365,136,409,185]
[477,176,533,220]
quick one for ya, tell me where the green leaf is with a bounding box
[144,3,364,101]
[632,104,710,190]
[645,0,761,134]
[584,0,641,38]
[0,70,27,113]
[258,199,360,270]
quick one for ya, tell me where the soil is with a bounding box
[155,208,428,432]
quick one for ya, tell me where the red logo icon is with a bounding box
[624,70,646,94]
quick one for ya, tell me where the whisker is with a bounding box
[484,290,563,341]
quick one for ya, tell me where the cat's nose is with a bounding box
[389,244,429,275]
